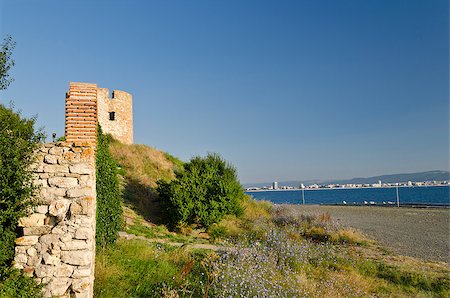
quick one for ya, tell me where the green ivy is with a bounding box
[96,125,123,248]
[158,153,244,228]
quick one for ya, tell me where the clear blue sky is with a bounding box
[0,0,448,183]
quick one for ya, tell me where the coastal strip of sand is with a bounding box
[290,205,450,263]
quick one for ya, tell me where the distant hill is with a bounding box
[244,170,450,188]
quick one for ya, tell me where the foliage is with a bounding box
[94,240,209,298]
[96,125,123,248]
[0,36,15,90]
[0,103,43,276]
[158,153,245,228]
[0,268,42,298]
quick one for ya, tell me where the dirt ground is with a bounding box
[291,205,450,263]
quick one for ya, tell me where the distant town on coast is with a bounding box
[245,170,450,191]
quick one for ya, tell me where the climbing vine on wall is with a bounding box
[96,125,123,248]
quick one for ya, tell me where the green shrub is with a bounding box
[0,268,42,298]
[0,103,44,296]
[0,104,43,268]
[158,153,245,228]
[96,125,123,248]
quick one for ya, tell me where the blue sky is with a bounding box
[0,0,448,183]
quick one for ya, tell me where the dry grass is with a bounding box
[109,142,178,188]
[108,140,182,222]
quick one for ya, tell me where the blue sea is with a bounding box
[246,186,450,206]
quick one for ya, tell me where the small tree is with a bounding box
[0,35,15,90]
[96,125,123,248]
[0,104,44,295]
[158,153,245,228]
[0,36,42,296]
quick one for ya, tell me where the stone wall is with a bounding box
[13,142,96,298]
[97,87,133,144]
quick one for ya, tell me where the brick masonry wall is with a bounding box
[65,82,98,145]
[97,87,133,144]
[14,142,97,298]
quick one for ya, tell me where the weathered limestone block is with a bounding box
[49,199,71,219]
[15,253,28,263]
[43,252,61,266]
[60,240,88,251]
[41,187,67,201]
[31,162,45,173]
[39,173,50,179]
[35,205,49,214]
[54,264,74,277]
[74,227,91,240]
[18,213,46,227]
[72,277,91,293]
[46,277,71,297]
[70,197,95,216]
[39,146,50,153]
[15,246,29,255]
[60,233,72,243]
[73,291,90,298]
[27,254,41,267]
[16,236,39,246]
[69,163,92,175]
[78,175,94,187]
[48,176,77,188]
[39,234,60,247]
[35,265,55,278]
[72,267,91,278]
[61,250,91,266]
[80,148,94,160]
[67,187,92,198]
[44,154,59,164]
[34,179,48,187]
[48,146,63,155]
[23,225,52,235]
[51,226,66,235]
[27,246,37,256]
[44,164,69,174]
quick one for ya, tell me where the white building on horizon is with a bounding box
[273,181,279,190]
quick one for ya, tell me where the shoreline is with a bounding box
[289,204,450,263]
[245,184,449,192]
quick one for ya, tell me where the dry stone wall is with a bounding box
[14,142,96,298]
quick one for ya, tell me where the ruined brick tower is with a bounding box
[65,82,134,145]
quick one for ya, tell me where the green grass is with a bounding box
[95,240,209,298]
[126,221,199,244]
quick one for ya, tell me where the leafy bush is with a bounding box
[0,268,42,298]
[0,104,43,267]
[158,153,245,228]
[0,103,44,296]
[96,125,123,248]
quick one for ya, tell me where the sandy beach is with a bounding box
[291,205,450,263]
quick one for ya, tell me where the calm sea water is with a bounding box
[246,186,450,206]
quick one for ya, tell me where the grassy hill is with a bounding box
[108,139,183,222]
[95,139,450,297]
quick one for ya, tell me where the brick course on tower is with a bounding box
[65,82,98,144]
[65,82,134,145]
